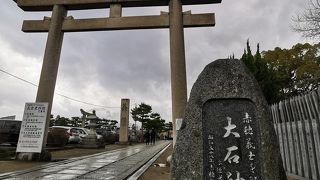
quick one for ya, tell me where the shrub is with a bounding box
[47,128,68,147]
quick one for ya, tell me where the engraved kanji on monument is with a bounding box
[203,100,260,180]
[171,59,286,180]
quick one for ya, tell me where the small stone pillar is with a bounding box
[119,99,130,143]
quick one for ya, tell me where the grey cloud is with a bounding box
[0,0,310,121]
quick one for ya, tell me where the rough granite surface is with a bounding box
[171,59,286,180]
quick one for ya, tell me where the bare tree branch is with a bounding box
[292,0,320,38]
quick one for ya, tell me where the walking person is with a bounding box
[144,130,150,145]
[150,129,156,145]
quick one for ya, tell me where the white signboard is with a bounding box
[176,118,183,130]
[16,102,48,153]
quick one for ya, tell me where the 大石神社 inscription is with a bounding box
[171,59,287,180]
[203,100,261,180]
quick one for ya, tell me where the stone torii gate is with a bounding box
[13,0,221,157]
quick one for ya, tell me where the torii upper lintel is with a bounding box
[14,0,222,11]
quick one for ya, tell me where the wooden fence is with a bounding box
[271,89,320,180]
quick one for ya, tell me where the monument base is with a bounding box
[16,150,51,161]
[80,135,104,148]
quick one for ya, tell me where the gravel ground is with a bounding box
[138,144,172,180]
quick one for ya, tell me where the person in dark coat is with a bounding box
[144,130,150,145]
[150,129,156,145]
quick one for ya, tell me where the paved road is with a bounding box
[0,141,171,180]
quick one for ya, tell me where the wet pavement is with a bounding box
[0,141,171,180]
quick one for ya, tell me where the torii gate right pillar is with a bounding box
[169,0,188,146]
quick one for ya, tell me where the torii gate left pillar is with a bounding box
[36,5,66,150]
[13,0,222,160]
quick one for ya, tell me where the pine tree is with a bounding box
[241,41,280,104]
[246,40,257,74]
[131,103,152,130]
[254,44,263,80]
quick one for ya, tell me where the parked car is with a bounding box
[51,126,81,144]
[0,120,21,146]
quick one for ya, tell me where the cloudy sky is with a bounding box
[0,0,311,126]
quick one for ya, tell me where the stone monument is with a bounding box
[119,99,130,144]
[80,110,103,148]
[171,59,286,179]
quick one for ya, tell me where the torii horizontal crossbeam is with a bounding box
[22,13,215,32]
[14,0,222,11]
